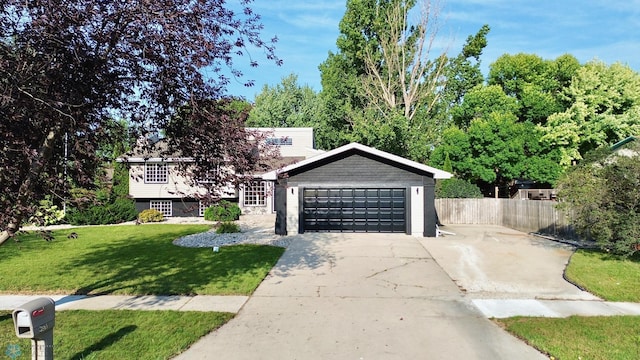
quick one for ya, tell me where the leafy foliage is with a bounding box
[137,209,165,223]
[541,61,640,166]
[247,73,323,129]
[488,53,580,124]
[204,201,241,222]
[436,178,483,198]
[556,143,640,256]
[451,85,519,129]
[216,222,241,234]
[0,0,279,245]
[432,115,562,193]
[162,98,280,200]
[26,197,65,227]
[319,0,465,162]
[64,163,136,225]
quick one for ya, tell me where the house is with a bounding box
[121,128,320,217]
[122,128,453,237]
[262,142,452,237]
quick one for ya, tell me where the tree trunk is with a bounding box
[0,129,58,247]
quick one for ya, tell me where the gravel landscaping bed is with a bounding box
[173,215,292,248]
[173,229,292,248]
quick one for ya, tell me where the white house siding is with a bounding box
[251,127,320,159]
[129,164,204,199]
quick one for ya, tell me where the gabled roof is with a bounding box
[261,142,453,180]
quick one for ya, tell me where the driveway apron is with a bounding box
[175,233,545,360]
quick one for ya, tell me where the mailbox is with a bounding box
[12,297,55,339]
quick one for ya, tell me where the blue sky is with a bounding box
[225,0,640,100]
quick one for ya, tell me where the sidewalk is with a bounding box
[0,294,248,313]
[3,294,640,318]
[472,299,640,318]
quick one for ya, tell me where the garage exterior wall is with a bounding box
[277,152,437,237]
[285,154,429,187]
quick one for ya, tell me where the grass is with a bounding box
[564,249,640,302]
[0,310,233,359]
[499,316,640,360]
[0,224,285,295]
[496,249,640,359]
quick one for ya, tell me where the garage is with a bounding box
[303,188,406,232]
[262,142,451,237]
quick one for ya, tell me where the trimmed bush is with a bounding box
[204,200,241,221]
[65,198,137,225]
[216,221,241,234]
[138,209,165,223]
[436,178,483,198]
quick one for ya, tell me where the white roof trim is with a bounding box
[261,142,453,180]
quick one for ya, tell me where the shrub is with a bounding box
[204,200,241,221]
[216,221,241,234]
[138,209,165,223]
[557,144,640,257]
[27,198,65,226]
[436,178,483,198]
[65,198,137,225]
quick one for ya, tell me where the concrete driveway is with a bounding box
[422,224,598,300]
[175,229,548,359]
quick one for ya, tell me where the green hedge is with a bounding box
[65,198,137,225]
[436,178,483,198]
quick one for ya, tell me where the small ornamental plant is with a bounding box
[216,222,241,234]
[137,209,164,223]
[204,200,241,221]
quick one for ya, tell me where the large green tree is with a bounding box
[246,73,323,131]
[541,61,640,166]
[319,0,453,162]
[0,0,278,245]
[450,84,519,129]
[488,53,580,124]
[440,24,490,109]
[432,114,562,196]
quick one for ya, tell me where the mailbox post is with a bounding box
[12,297,55,360]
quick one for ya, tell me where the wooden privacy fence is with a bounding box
[435,198,577,239]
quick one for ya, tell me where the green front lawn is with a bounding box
[1,310,233,359]
[565,249,640,302]
[0,225,285,295]
[497,249,640,359]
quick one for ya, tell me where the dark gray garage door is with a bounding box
[303,188,406,233]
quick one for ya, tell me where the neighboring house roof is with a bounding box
[261,142,453,180]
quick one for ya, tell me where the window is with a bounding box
[150,200,172,217]
[266,137,292,146]
[199,201,206,217]
[244,181,267,206]
[145,163,168,183]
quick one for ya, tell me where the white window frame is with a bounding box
[150,200,172,217]
[243,181,267,207]
[145,163,168,184]
[266,137,292,146]
[199,201,207,217]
